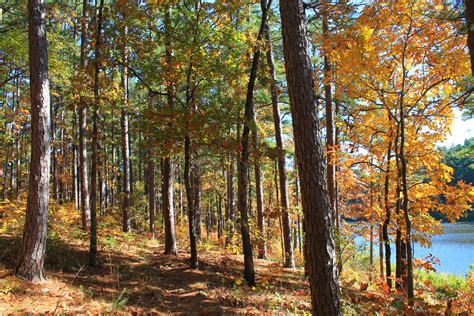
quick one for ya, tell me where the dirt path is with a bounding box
[0,234,311,314]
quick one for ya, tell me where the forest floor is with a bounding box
[0,237,311,314]
[0,200,472,314]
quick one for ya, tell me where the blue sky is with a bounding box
[443,109,474,147]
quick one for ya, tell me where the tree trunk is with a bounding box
[89,0,104,267]
[399,66,414,304]
[79,0,90,231]
[51,104,58,201]
[121,106,131,232]
[217,193,223,239]
[264,16,293,267]
[162,157,178,255]
[383,136,392,287]
[16,0,51,282]
[237,0,270,286]
[185,134,198,267]
[193,165,202,242]
[161,6,178,256]
[279,0,340,313]
[121,25,131,232]
[147,158,155,239]
[379,223,384,279]
[225,153,235,245]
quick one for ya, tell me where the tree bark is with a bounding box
[279,0,340,313]
[161,6,178,255]
[225,153,235,245]
[237,0,270,286]
[16,0,51,282]
[193,165,202,242]
[89,0,104,267]
[264,14,293,267]
[383,135,392,287]
[121,23,131,232]
[162,157,178,255]
[79,0,90,231]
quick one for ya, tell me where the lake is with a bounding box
[411,221,474,275]
[355,222,474,275]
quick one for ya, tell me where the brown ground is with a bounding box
[0,232,311,314]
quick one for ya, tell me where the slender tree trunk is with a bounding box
[379,223,384,279]
[16,0,51,282]
[322,0,336,211]
[79,0,90,231]
[383,136,392,287]
[51,105,58,201]
[193,165,202,242]
[147,158,155,238]
[237,0,270,286]
[72,109,79,209]
[184,10,201,264]
[121,26,131,232]
[185,134,198,267]
[146,94,156,238]
[217,193,223,239]
[279,0,340,313]
[264,17,293,267]
[225,153,235,245]
[89,0,104,267]
[399,69,414,304]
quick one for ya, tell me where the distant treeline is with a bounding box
[439,138,474,222]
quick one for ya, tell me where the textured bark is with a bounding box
[79,0,90,231]
[162,6,178,256]
[121,27,131,232]
[162,158,178,255]
[279,0,340,313]
[89,0,104,267]
[466,0,474,76]
[16,0,51,282]
[264,16,293,267]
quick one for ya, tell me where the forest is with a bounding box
[1,0,473,314]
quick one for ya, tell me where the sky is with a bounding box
[443,109,474,147]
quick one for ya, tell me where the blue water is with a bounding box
[355,222,474,275]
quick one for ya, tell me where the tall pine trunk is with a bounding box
[89,0,104,267]
[79,0,90,231]
[279,0,340,313]
[161,6,178,255]
[16,0,51,282]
